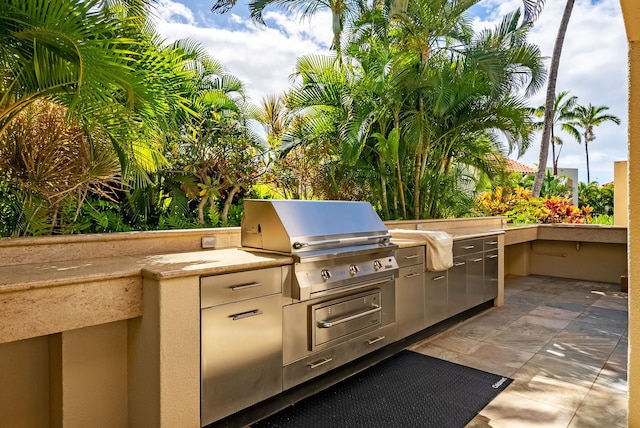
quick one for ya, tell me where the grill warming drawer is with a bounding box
[311,289,381,349]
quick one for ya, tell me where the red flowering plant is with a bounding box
[475,188,593,224]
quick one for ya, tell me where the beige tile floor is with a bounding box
[408,275,628,428]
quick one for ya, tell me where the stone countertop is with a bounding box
[140,249,292,280]
[0,248,292,294]
[0,255,143,293]
[1,226,506,292]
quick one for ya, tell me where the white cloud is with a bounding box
[152,3,331,105]
[154,0,196,25]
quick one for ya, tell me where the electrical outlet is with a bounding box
[201,237,217,249]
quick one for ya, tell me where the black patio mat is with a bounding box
[252,350,512,428]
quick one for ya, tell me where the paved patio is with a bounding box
[408,275,628,427]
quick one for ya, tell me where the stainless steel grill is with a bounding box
[241,199,399,389]
[241,199,399,301]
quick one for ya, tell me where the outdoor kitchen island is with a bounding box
[0,214,505,428]
[149,213,505,428]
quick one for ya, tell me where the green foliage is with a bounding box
[223,203,244,227]
[79,200,133,234]
[0,188,52,237]
[578,182,613,216]
[588,214,614,225]
[519,171,573,199]
[0,183,19,237]
[157,210,201,230]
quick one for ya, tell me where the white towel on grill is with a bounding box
[390,229,454,271]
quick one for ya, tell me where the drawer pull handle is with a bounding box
[308,358,333,369]
[405,273,421,278]
[486,241,498,245]
[433,275,446,281]
[230,282,263,291]
[367,336,386,345]
[488,255,498,259]
[230,309,263,320]
[318,305,381,328]
[463,245,475,250]
[454,262,466,267]
[471,258,483,263]
[404,255,419,259]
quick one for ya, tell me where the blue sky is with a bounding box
[151,0,628,185]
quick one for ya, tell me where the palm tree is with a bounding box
[531,91,580,175]
[0,0,197,181]
[571,103,621,183]
[394,8,544,218]
[529,0,576,197]
[0,0,148,135]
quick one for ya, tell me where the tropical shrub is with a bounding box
[0,101,120,236]
[475,187,592,224]
[578,182,613,216]
[519,171,573,199]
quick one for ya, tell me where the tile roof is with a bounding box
[504,157,537,174]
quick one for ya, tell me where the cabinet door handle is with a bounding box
[405,273,421,278]
[486,241,498,245]
[454,262,466,267]
[230,282,263,291]
[463,245,475,250]
[308,358,333,369]
[404,254,419,259]
[432,275,446,281]
[487,254,498,259]
[471,258,483,263]
[367,336,386,345]
[230,309,263,320]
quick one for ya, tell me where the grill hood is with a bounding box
[241,199,395,259]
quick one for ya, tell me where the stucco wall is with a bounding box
[614,160,628,227]
[0,337,50,427]
[626,32,639,428]
[620,1,639,423]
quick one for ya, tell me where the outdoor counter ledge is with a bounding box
[503,223,628,246]
[0,248,291,344]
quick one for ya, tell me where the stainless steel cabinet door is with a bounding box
[484,250,499,301]
[466,254,485,308]
[201,294,283,426]
[396,265,425,338]
[447,256,467,317]
[424,270,447,327]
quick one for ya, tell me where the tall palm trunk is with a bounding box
[585,139,591,183]
[532,0,575,197]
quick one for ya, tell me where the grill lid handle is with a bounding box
[293,234,391,250]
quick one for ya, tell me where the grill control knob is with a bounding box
[321,269,332,280]
[373,260,383,271]
[349,264,360,275]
